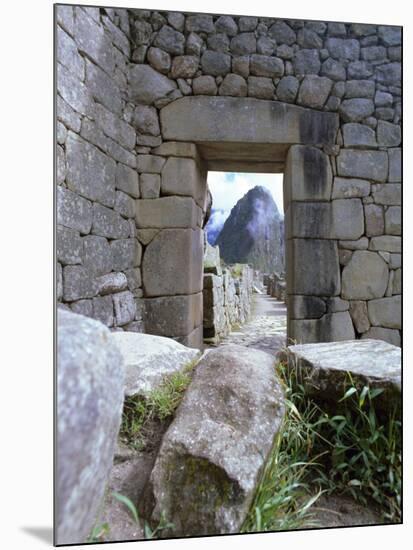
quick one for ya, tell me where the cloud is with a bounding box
[207,172,284,216]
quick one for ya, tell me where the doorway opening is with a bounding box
[202,171,287,354]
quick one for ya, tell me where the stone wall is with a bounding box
[203,242,254,342]
[266,272,287,301]
[56,6,402,347]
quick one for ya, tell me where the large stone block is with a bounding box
[129,64,177,105]
[337,149,388,182]
[143,293,203,337]
[110,238,142,271]
[92,203,129,239]
[286,202,331,239]
[66,132,116,207]
[142,229,203,296]
[289,311,355,344]
[332,199,364,240]
[385,206,401,235]
[56,310,124,544]
[73,7,115,75]
[57,95,81,133]
[297,76,333,109]
[94,103,136,151]
[113,290,136,326]
[284,145,332,207]
[325,38,360,61]
[56,4,74,36]
[341,250,389,299]
[91,295,114,327]
[57,25,84,81]
[250,55,284,77]
[339,99,375,122]
[286,239,340,296]
[369,235,401,253]
[342,123,377,148]
[372,184,401,206]
[279,339,400,412]
[135,197,202,229]
[57,63,94,118]
[63,265,98,302]
[142,345,284,536]
[57,225,83,265]
[154,25,185,55]
[364,204,384,237]
[160,96,339,146]
[161,157,206,208]
[388,148,401,182]
[85,59,122,115]
[349,300,370,333]
[96,272,127,296]
[368,295,401,329]
[332,177,370,199]
[112,332,201,397]
[82,235,113,276]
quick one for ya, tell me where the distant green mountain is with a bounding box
[215,186,284,273]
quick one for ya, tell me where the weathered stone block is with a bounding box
[337,149,388,182]
[215,15,238,36]
[269,20,296,45]
[201,50,231,76]
[372,183,401,206]
[393,268,401,295]
[250,55,284,77]
[94,103,135,151]
[63,265,98,301]
[142,229,203,296]
[56,4,74,36]
[338,237,369,250]
[161,157,206,208]
[297,76,333,109]
[57,62,94,118]
[129,64,177,105]
[115,163,140,199]
[247,77,274,99]
[153,25,185,55]
[364,204,384,237]
[349,300,370,333]
[171,55,199,78]
[289,311,355,344]
[82,235,113,277]
[160,96,339,146]
[218,74,247,97]
[332,177,370,199]
[388,148,401,182]
[326,38,360,61]
[113,290,136,326]
[341,250,388,299]
[57,25,84,81]
[342,123,377,148]
[147,46,171,74]
[57,95,81,133]
[385,206,401,235]
[115,190,136,219]
[326,297,350,313]
[66,132,116,207]
[287,239,340,296]
[136,197,201,229]
[377,121,401,147]
[192,75,218,95]
[152,142,198,159]
[96,272,127,296]
[321,58,346,81]
[339,99,375,122]
[345,80,375,99]
[57,187,92,235]
[284,145,332,206]
[69,299,93,318]
[368,295,401,329]
[85,59,121,115]
[144,293,203,337]
[110,239,141,271]
[286,202,331,239]
[376,62,401,86]
[276,76,299,103]
[74,7,114,75]
[369,235,401,253]
[91,295,114,326]
[140,174,161,198]
[136,154,166,174]
[92,203,129,239]
[142,345,284,536]
[57,225,83,266]
[293,49,321,75]
[332,199,364,240]
[230,33,256,55]
[124,268,142,291]
[56,309,124,545]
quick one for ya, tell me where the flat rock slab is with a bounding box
[142,344,285,537]
[111,332,201,397]
[278,339,401,414]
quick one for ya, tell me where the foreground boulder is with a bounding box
[56,310,125,545]
[111,332,201,397]
[278,339,401,414]
[142,344,285,536]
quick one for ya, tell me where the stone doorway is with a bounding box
[140,95,350,348]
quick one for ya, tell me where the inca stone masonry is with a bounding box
[56,6,402,348]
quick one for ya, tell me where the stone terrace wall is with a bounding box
[56,5,144,331]
[203,242,254,342]
[56,7,402,347]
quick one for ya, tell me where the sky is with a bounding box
[207,171,284,218]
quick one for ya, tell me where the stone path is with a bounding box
[215,291,287,356]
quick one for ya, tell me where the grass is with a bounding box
[120,359,196,451]
[242,360,402,532]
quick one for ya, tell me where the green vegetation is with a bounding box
[120,360,196,450]
[242,362,401,532]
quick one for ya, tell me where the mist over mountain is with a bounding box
[205,208,228,245]
[215,186,285,273]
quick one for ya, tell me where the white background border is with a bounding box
[1,0,410,548]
